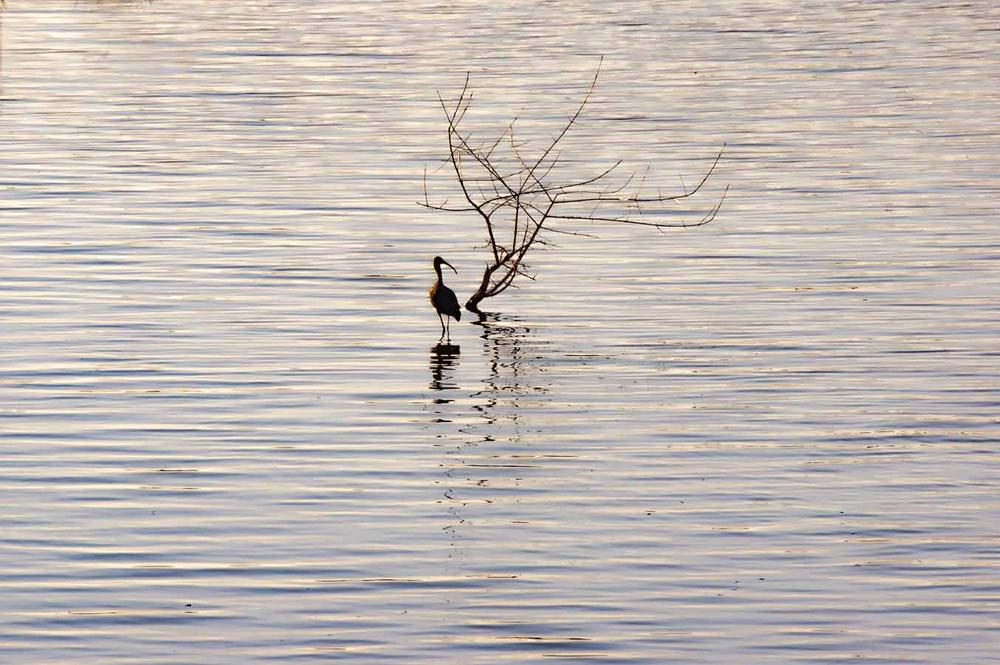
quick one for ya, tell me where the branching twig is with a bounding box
[422,63,728,313]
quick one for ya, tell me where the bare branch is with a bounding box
[429,63,727,313]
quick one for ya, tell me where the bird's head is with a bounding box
[433,256,457,275]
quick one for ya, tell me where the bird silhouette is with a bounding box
[429,256,461,342]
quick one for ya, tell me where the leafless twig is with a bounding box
[421,61,727,313]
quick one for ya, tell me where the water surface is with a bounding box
[1,1,998,663]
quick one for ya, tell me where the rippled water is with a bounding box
[1,1,998,663]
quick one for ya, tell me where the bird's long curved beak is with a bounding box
[442,259,457,274]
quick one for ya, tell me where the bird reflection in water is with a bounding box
[428,342,461,397]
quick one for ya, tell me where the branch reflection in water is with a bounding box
[469,311,548,433]
[428,312,555,579]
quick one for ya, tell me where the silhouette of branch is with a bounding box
[424,62,727,312]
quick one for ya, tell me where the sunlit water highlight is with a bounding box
[1,1,998,663]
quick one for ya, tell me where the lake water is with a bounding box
[1,1,998,663]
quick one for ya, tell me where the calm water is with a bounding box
[1,1,998,663]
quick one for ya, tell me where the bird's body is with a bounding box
[429,281,461,321]
[429,256,460,341]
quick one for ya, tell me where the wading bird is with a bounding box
[429,256,461,342]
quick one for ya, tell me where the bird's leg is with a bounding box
[438,313,446,341]
[445,317,451,343]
